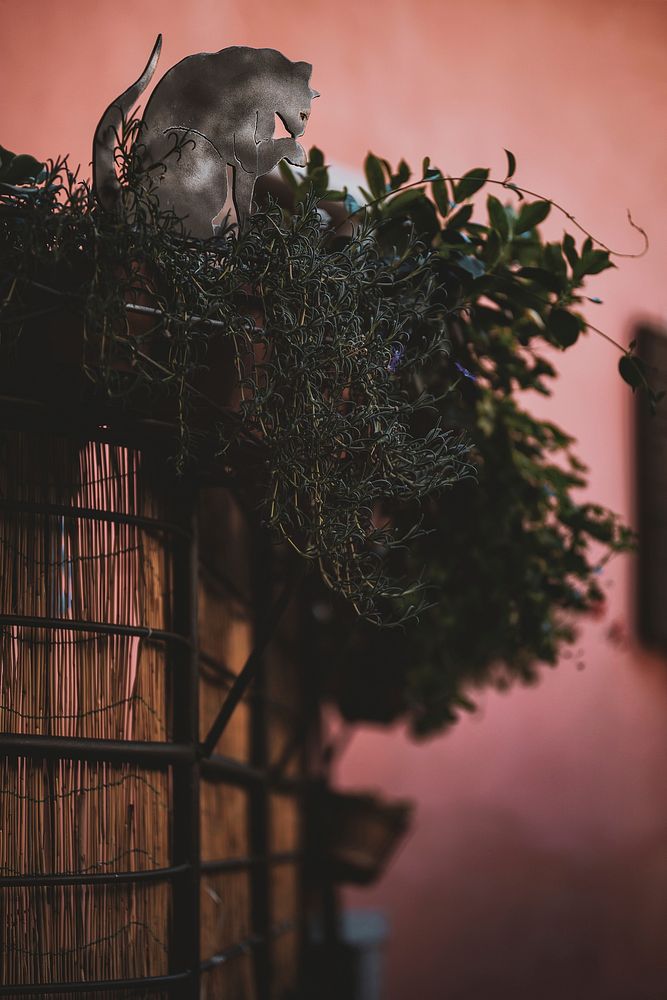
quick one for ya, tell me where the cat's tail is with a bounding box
[92,34,162,212]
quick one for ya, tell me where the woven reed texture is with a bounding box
[266,602,303,1000]
[197,489,304,999]
[0,435,305,997]
[0,431,172,991]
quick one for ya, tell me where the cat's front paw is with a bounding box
[286,142,307,168]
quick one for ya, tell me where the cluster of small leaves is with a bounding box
[281,149,642,734]
[0,130,470,623]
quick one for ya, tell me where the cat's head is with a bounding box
[275,60,319,139]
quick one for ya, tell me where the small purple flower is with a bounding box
[388,344,405,373]
[454,361,477,381]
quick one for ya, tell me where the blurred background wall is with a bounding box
[2,2,666,997]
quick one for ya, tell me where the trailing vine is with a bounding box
[278,149,649,734]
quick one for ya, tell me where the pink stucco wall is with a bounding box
[3,2,666,996]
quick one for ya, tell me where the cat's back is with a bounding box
[142,45,291,126]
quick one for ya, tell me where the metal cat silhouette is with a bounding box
[93,34,319,236]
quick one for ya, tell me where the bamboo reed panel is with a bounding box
[202,954,256,1000]
[1,881,169,984]
[197,483,258,992]
[0,426,308,993]
[197,489,251,605]
[198,570,252,668]
[198,574,252,762]
[271,931,299,1000]
[264,634,300,715]
[0,757,168,878]
[0,427,307,995]
[200,870,252,960]
[200,782,249,865]
[264,597,303,776]
[265,706,299,777]
[197,486,254,763]
[0,429,172,991]
[199,485,305,996]
[265,609,303,998]
[0,631,168,742]
[270,795,300,986]
[270,865,298,926]
[269,794,299,855]
[199,667,251,763]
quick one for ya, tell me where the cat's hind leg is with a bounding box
[211,164,237,234]
[149,127,228,238]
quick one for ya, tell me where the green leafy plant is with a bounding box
[279,148,648,735]
[0,130,655,731]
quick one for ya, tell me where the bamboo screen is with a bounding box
[0,426,306,999]
[197,488,305,1000]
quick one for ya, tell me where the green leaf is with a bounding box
[487,195,510,241]
[465,222,489,237]
[446,204,474,230]
[548,308,581,348]
[456,255,486,279]
[391,159,411,188]
[1,153,44,185]
[308,146,325,170]
[618,353,646,391]
[422,156,431,177]
[308,165,329,198]
[431,176,449,215]
[365,153,387,200]
[544,242,567,276]
[385,187,427,216]
[439,232,479,257]
[482,228,503,269]
[0,145,16,171]
[580,248,614,276]
[323,188,348,202]
[453,168,489,202]
[562,233,578,271]
[518,267,564,293]
[515,200,551,234]
[504,149,517,181]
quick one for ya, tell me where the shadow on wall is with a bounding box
[391,803,667,1000]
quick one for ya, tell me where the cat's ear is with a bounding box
[294,59,319,96]
[294,60,313,81]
